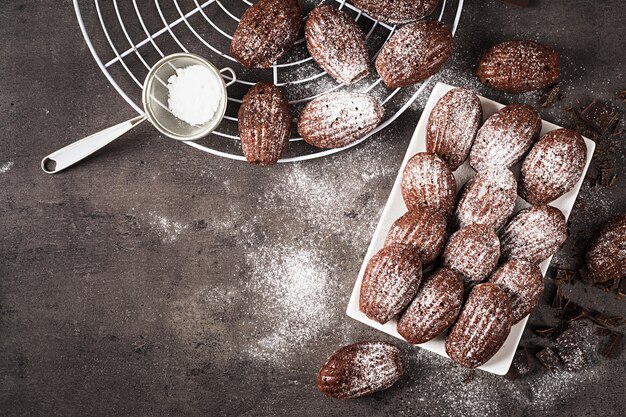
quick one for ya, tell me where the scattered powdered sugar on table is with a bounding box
[147,212,187,242]
[0,161,14,173]
[244,244,332,364]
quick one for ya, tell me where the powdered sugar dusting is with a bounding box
[0,161,14,173]
[147,212,187,242]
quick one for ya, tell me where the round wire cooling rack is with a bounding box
[74,0,464,163]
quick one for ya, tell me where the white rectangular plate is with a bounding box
[346,82,596,375]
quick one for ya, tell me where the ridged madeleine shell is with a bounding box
[455,166,517,231]
[401,152,457,217]
[520,128,587,205]
[586,214,626,283]
[490,260,544,323]
[305,5,369,84]
[397,268,464,344]
[317,342,404,399]
[384,207,447,265]
[238,82,292,165]
[298,92,383,149]
[352,0,439,24]
[359,245,422,324]
[500,205,567,264]
[230,0,301,68]
[445,283,513,368]
[477,40,560,93]
[375,20,452,88]
[469,104,542,171]
[426,88,483,170]
[442,224,500,285]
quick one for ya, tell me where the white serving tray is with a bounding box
[346,82,596,375]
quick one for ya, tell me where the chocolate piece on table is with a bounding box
[540,83,560,108]
[508,348,532,380]
[536,348,561,371]
[556,324,590,371]
[580,99,621,134]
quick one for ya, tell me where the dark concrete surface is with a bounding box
[1,1,625,416]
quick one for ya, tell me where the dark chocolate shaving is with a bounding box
[535,326,559,338]
[555,268,577,283]
[594,326,611,336]
[602,332,623,358]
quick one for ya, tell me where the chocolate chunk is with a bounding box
[617,90,626,102]
[594,326,611,336]
[602,332,623,358]
[556,324,590,371]
[536,348,561,371]
[500,0,529,6]
[580,99,621,134]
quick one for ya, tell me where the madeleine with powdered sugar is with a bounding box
[317,341,404,399]
[305,5,370,85]
[426,87,483,170]
[469,104,541,171]
[454,166,517,231]
[442,224,500,285]
[359,245,422,324]
[445,283,513,368]
[352,0,439,24]
[397,268,464,344]
[401,152,457,217]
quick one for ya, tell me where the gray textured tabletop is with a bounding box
[1,1,625,416]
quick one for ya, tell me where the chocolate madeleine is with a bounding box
[238,82,291,165]
[298,92,383,148]
[317,342,404,399]
[442,224,500,285]
[397,268,464,344]
[586,214,626,283]
[490,260,544,323]
[305,5,369,84]
[520,128,587,205]
[230,0,301,68]
[469,104,541,171]
[445,283,513,368]
[401,152,457,217]
[455,166,517,231]
[384,207,447,265]
[426,88,483,170]
[500,205,567,264]
[477,40,560,93]
[375,20,452,88]
[352,0,439,24]
[359,245,422,324]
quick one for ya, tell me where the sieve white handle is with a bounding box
[41,115,147,174]
[220,67,237,87]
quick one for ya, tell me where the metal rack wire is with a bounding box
[74,0,464,162]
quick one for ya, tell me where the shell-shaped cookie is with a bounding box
[375,21,452,88]
[359,245,423,324]
[445,283,513,368]
[384,208,447,265]
[238,82,292,165]
[352,0,439,24]
[477,40,560,93]
[426,88,483,170]
[500,205,567,264]
[454,166,517,231]
[298,92,383,149]
[586,214,626,283]
[520,128,587,205]
[305,5,369,84]
[397,268,464,344]
[317,341,405,399]
[442,224,500,285]
[401,153,457,217]
[230,0,301,68]
[469,104,541,171]
[489,260,544,323]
